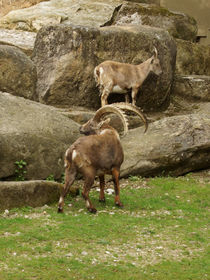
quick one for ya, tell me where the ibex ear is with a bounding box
[98,118,110,128]
[151,58,154,64]
[104,118,111,124]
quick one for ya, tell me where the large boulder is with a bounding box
[0,181,60,211]
[127,0,160,4]
[0,92,80,180]
[0,0,123,32]
[0,0,161,33]
[167,74,210,118]
[175,39,210,76]
[172,75,210,102]
[121,114,210,177]
[0,180,80,211]
[110,2,197,41]
[0,45,37,100]
[126,0,160,5]
[0,28,36,57]
[32,24,176,111]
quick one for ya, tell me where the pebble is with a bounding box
[65,253,73,257]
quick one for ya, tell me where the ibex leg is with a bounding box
[112,168,123,208]
[125,94,130,103]
[101,83,113,107]
[99,175,106,203]
[58,166,76,213]
[82,175,97,213]
[131,87,139,106]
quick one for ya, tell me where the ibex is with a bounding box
[58,103,147,214]
[94,47,162,107]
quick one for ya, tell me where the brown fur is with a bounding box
[58,121,124,214]
[94,49,162,107]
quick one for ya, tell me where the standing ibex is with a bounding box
[94,47,162,107]
[58,104,147,214]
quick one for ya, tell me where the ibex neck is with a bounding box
[137,57,152,80]
[99,126,120,139]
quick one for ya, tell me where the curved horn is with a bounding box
[153,47,158,58]
[113,103,148,133]
[93,105,128,136]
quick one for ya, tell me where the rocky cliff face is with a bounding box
[0,92,80,180]
[110,2,197,41]
[0,45,37,100]
[32,24,176,111]
[0,0,209,182]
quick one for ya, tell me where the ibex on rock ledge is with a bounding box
[58,104,147,214]
[94,47,162,107]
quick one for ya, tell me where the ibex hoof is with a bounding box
[88,207,97,214]
[115,202,124,208]
[57,207,64,213]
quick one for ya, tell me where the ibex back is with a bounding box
[58,104,148,214]
[94,47,162,107]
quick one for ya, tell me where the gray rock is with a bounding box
[62,106,146,130]
[127,0,160,4]
[121,114,210,177]
[0,181,60,210]
[0,45,37,100]
[175,39,210,76]
[0,92,80,180]
[0,0,123,32]
[172,75,210,102]
[111,2,197,41]
[0,28,36,57]
[1,93,209,184]
[32,24,176,111]
[158,94,210,119]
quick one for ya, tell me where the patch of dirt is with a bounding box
[0,0,48,16]
[187,169,210,183]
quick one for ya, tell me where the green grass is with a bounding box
[0,175,209,280]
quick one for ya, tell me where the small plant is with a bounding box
[46,174,55,181]
[128,175,141,182]
[15,160,27,181]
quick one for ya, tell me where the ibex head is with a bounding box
[79,103,148,136]
[79,105,128,136]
